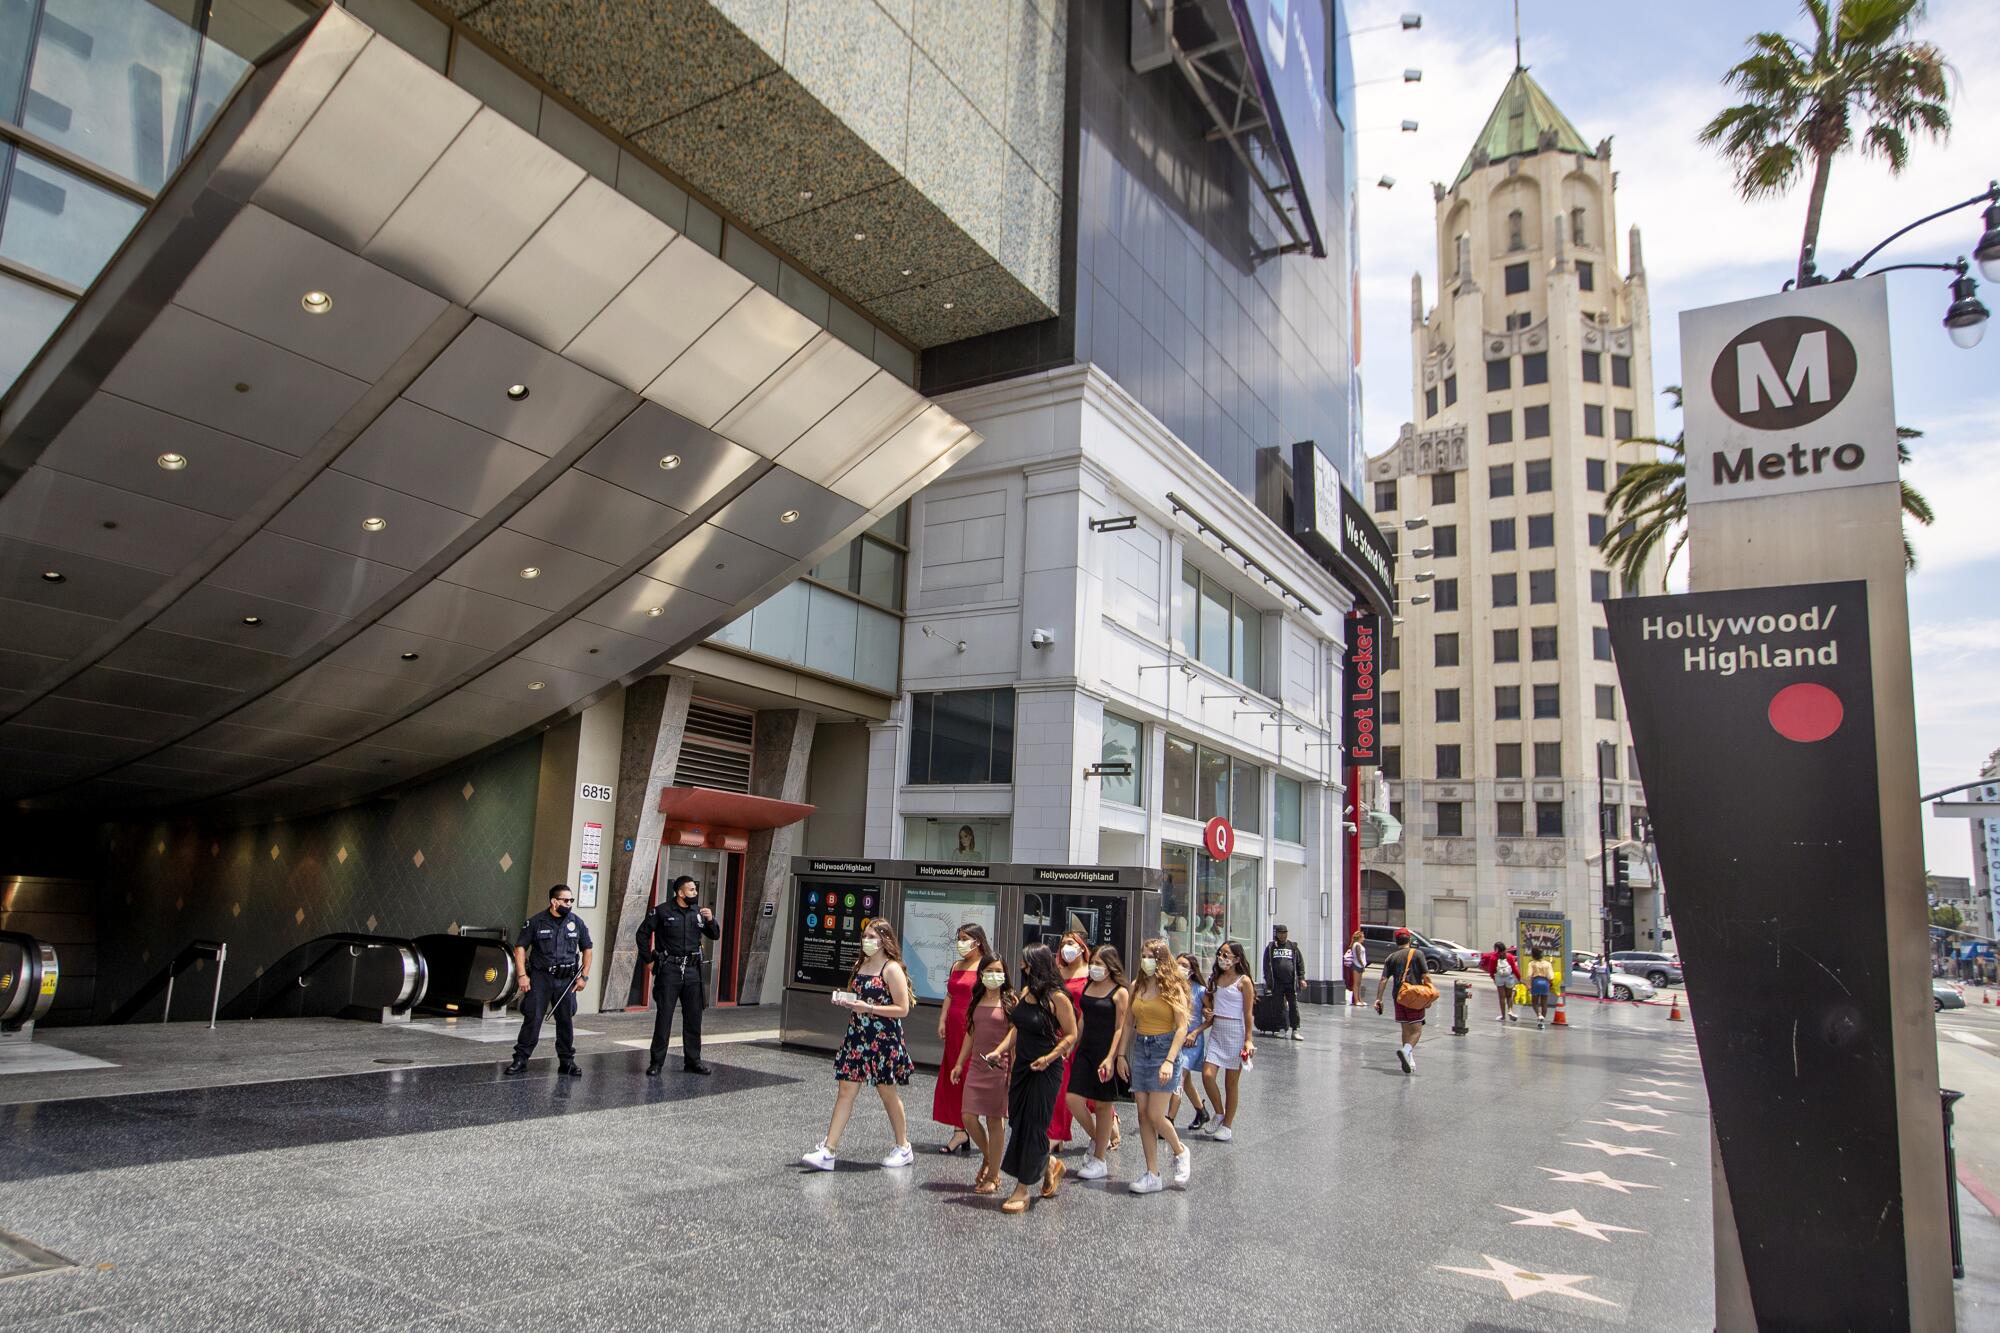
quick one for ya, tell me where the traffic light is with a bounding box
[1613,850,1631,890]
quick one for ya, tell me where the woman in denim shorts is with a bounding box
[1170,951,1211,1131]
[1120,938,1193,1194]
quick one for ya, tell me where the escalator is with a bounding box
[218,933,427,1022]
[107,939,228,1025]
[411,929,517,1019]
[0,930,59,1033]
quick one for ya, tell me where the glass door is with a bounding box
[662,847,727,1000]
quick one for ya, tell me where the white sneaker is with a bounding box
[1407,1047,1417,1072]
[801,1142,837,1171]
[1396,1044,1412,1073]
[1290,1031,1303,1042]
[1211,1125,1234,1142]
[879,1143,914,1169]
[1128,1172,1164,1194]
[1172,1146,1192,1185]
[1077,1154,1108,1180]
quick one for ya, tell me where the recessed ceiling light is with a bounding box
[646,606,664,618]
[506,384,530,401]
[943,301,955,309]
[658,454,682,470]
[40,570,65,583]
[401,651,420,661]
[241,615,262,626]
[527,680,547,690]
[233,382,251,393]
[779,509,801,524]
[300,290,332,314]
[798,189,814,201]
[901,268,914,277]
[156,452,188,471]
[853,231,867,241]
[361,516,387,532]
[518,566,541,580]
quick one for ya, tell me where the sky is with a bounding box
[1348,0,2000,880]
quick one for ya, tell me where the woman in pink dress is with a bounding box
[1047,930,1092,1145]
[950,953,1014,1192]
[932,923,993,1152]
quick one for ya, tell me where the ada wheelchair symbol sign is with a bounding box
[1680,275,1898,506]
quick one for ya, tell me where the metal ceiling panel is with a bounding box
[377,580,546,652]
[563,238,750,392]
[0,537,170,620]
[437,527,614,613]
[458,656,604,703]
[129,744,286,780]
[472,177,673,350]
[574,403,759,513]
[709,467,866,560]
[830,404,974,506]
[365,107,586,305]
[334,399,543,517]
[206,531,407,618]
[645,288,818,428]
[100,306,370,457]
[320,622,495,687]
[504,470,684,566]
[52,667,244,719]
[0,598,117,660]
[0,647,62,694]
[39,394,296,521]
[228,694,388,744]
[576,573,730,645]
[302,741,437,777]
[0,722,152,763]
[6,694,190,745]
[173,206,451,382]
[641,524,795,603]
[775,371,927,484]
[362,716,490,759]
[714,332,877,460]
[253,34,478,250]
[265,469,475,571]
[181,719,340,763]
[269,660,432,714]
[518,619,663,680]
[149,582,350,658]
[405,691,529,739]
[99,629,290,691]
[0,469,231,575]
[404,319,632,458]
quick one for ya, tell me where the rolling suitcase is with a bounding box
[1252,989,1287,1034]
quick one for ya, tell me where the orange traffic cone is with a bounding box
[1668,993,1685,1022]
[1984,989,1992,1005]
[1551,991,1568,1027]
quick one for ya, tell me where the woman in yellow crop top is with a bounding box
[1119,938,1192,1194]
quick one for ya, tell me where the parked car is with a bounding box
[1429,938,1481,970]
[1935,982,1966,1012]
[1357,924,1459,972]
[1611,951,1684,988]
[1564,969,1657,1003]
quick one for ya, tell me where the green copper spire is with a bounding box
[1453,68,1595,187]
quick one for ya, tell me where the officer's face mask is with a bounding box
[955,938,975,957]
[1087,965,1108,983]
[861,937,881,957]
[552,899,572,917]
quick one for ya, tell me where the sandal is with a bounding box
[1040,1156,1066,1199]
[940,1133,971,1155]
[974,1164,999,1195]
[1001,1190,1031,1214]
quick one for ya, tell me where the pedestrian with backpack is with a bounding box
[1480,941,1519,1023]
[1372,928,1436,1074]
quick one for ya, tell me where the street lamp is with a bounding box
[1945,259,1990,349]
[1340,13,1422,39]
[1800,179,2000,349]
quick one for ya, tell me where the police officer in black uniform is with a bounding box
[638,874,720,1076]
[504,885,593,1077]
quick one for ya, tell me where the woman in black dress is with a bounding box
[1065,944,1130,1183]
[980,944,1078,1214]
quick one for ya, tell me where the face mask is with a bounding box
[982,972,1006,990]
[861,938,881,957]
[1176,965,1190,979]
[1060,945,1081,963]
[551,903,569,917]
[1139,957,1158,976]
[1088,965,1108,982]
[954,938,975,957]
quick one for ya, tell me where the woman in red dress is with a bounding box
[1047,929,1092,1146]
[932,923,993,1152]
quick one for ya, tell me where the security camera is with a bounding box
[1031,628,1056,649]
[1342,821,1360,835]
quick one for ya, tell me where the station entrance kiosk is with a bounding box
[779,858,1162,1067]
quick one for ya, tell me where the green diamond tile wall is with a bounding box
[92,737,544,1022]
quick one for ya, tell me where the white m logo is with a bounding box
[1735,330,1830,413]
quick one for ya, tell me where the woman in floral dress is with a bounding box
[800,920,916,1170]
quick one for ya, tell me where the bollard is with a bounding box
[1943,1088,1966,1280]
[1451,980,1470,1035]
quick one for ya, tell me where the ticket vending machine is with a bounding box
[780,858,1162,1067]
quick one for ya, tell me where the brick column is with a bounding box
[598,674,693,1011]
[736,707,817,1002]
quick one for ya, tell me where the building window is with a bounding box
[1425,386,1438,418]
[1508,210,1525,251]
[1588,513,1607,544]
[1631,804,1649,838]
[1381,690,1401,724]
[1528,515,1555,548]
[1232,757,1261,834]
[1525,459,1552,493]
[1614,408,1634,439]
[1522,352,1548,386]
[1495,685,1522,720]
[1530,626,1558,661]
[1498,801,1526,837]
[1432,524,1458,558]
[1571,207,1587,246]
[1487,410,1513,444]
[1505,261,1529,292]
[1169,736,1261,833]
[1164,733,1196,817]
[1586,458,1606,492]
[1436,633,1460,667]
[1506,312,1533,332]
[1529,569,1556,603]
[1582,350,1602,383]
[1382,745,1402,779]
[1431,472,1456,506]
[1600,802,1621,839]
[1436,745,1462,780]
[1274,775,1304,844]
[1523,404,1550,438]
[1533,684,1561,719]
[1576,260,1595,291]
[1612,355,1632,388]
[1436,688,1461,723]
[908,689,1015,783]
[1443,375,1458,406]
[1433,578,1460,612]
[1591,570,1611,602]
[1487,359,1511,392]
[1101,711,1144,807]
[1375,480,1397,512]
[1497,742,1523,778]
[809,511,909,611]
[1584,404,1605,437]
[1594,626,1614,661]
[1489,463,1514,498]
[1629,745,1639,780]
[1536,801,1564,837]
[1492,572,1518,606]
[1535,741,1562,776]
[1180,561,1263,691]
[1385,634,1401,670]
[1494,629,1520,664]
[1435,801,1464,838]
[1596,685,1618,720]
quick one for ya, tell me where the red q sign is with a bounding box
[1204,817,1234,860]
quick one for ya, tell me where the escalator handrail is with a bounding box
[0,928,57,1031]
[106,939,227,1024]
[412,932,517,1009]
[227,932,429,1019]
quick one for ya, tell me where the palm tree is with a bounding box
[1699,0,1951,286]
[1600,388,1936,587]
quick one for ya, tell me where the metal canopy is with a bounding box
[0,9,980,822]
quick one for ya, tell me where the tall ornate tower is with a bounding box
[1363,67,1662,954]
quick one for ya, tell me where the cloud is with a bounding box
[1913,614,2000,877]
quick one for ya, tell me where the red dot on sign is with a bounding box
[1768,682,1843,743]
